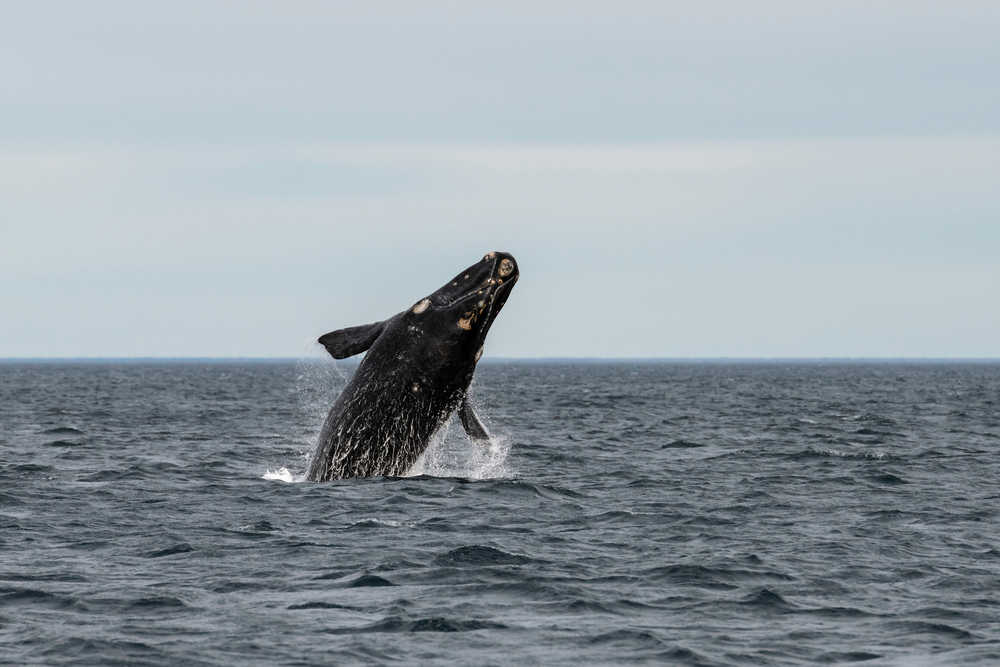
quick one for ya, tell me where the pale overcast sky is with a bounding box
[2,1,998,358]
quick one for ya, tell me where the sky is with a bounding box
[2,1,998,358]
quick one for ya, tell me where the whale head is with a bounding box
[317,251,518,375]
[406,251,519,364]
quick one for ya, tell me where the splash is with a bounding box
[264,424,512,482]
[267,351,513,481]
[262,467,305,483]
[407,417,513,480]
[260,353,354,482]
[293,355,351,438]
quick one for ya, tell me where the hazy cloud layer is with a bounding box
[5,1,999,143]
[2,2,998,357]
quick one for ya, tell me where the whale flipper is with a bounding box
[318,321,385,359]
[459,398,491,441]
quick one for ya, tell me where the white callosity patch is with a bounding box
[498,258,514,277]
[412,298,430,314]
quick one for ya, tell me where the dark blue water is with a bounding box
[1,360,998,665]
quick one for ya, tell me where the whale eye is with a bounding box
[498,258,514,277]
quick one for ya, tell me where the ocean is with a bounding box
[1,360,998,665]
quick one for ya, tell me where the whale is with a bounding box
[306,251,519,481]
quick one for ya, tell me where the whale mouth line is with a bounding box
[443,271,518,309]
[440,289,484,307]
[441,285,496,308]
[435,255,519,309]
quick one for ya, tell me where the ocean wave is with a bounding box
[787,448,890,461]
[325,615,506,634]
[143,543,194,559]
[40,427,84,435]
[434,545,533,566]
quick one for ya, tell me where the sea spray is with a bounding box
[408,415,513,480]
[268,358,512,481]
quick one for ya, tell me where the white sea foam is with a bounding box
[823,448,888,460]
[262,467,305,483]
[349,517,414,528]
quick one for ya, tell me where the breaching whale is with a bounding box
[306,252,519,481]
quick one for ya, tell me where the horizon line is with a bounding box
[2,356,999,363]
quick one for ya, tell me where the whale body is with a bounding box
[306,252,519,481]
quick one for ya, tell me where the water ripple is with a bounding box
[2,360,998,665]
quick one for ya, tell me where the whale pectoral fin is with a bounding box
[459,398,491,441]
[318,321,385,359]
